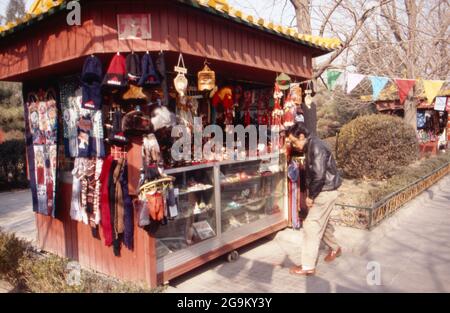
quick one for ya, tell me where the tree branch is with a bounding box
[319,0,344,37]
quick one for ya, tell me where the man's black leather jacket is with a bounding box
[305,135,342,199]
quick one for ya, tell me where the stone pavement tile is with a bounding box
[319,254,402,290]
[389,271,450,292]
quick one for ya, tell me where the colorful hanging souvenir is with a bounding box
[271,84,284,128]
[197,62,216,91]
[173,53,188,97]
[211,87,234,125]
[283,94,296,127]
[271,99,283,128]
[24,89,59,217]
[290,83,302,105]
[276,73,291,91]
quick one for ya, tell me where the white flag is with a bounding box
[346,73,365,94]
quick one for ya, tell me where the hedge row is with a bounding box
[0,139,28,191]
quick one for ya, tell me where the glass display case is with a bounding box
[220,156,286,233]
[153,165,216,259]
[156,154,287,274]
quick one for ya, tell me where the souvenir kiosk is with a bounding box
[375,93,449,156]
[0,0,339,287]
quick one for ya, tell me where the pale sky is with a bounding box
[0,1,296,24]
[0,0,34,19]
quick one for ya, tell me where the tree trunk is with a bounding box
[290,0,311,34]
[404,0,417,130]
[403,91,417,130]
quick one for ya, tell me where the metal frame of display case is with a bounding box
[156,153,288,283]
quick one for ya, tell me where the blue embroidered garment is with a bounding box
[60,77,105,158]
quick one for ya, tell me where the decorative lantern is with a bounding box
[197,62,216,91]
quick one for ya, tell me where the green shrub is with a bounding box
[0,228,162,293]
[336,114,418,179]
[18,253,79,293]
[323,136,337,157]
[364,151,450,205]
[18,253,161,293]
[0,229,31,286]
[0,139,28,191]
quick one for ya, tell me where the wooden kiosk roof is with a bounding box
[0,0,339,81]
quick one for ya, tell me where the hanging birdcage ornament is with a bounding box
[197,61,216,91]
[173,53,188,97]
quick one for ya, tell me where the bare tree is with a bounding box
[6,0,26,23]
[354,0,449,129]
[231,0,449,130]
[287,0,448,129]
[290,0,312,33]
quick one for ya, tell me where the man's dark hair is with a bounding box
[286,122,310,138]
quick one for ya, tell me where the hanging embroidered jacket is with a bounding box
[60,81,105,158]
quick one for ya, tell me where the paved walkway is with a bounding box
[0,189,36,243]
[166,174,450,293]
[1,175,450,292]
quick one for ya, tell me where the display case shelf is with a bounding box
[220,171,283,187]
[178,185,214,196]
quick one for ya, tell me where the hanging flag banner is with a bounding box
[326,70,342,91]
[423,80,445,105]
[369,76,389,100]
[346,73,365,94]
[336,71,347,89]
[394,79,416,104]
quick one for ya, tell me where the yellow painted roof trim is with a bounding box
[197,0,340,49]
[30,0,63,15]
